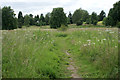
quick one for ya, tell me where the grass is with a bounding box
[2,25,118,79]
[65,28,118,78]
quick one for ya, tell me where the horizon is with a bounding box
[0,0,119,17]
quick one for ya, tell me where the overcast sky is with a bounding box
[0,0,119,17]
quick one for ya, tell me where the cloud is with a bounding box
[0,0,119,17]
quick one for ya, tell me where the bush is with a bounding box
[76,20,83,26]
[58,24,67,31]
[116,22,120,28]
[93,20,98,25]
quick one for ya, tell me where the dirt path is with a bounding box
[66,50,80,78]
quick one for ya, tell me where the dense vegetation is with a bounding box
[2,0,120,30]
[1,0,119,79]
[50,8,67,28]
[103,1,120,27]
[2,26,118,78]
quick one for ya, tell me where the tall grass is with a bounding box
[2,27,118,78]
[2,30,70,78]
[66,28,118,78]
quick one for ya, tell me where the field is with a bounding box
[2,25,118,79]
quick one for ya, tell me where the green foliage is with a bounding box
[72,8,89,23]
[29,14,34,25]
[34,15,39,26]
[103,16,115,26]
[98,10,106,21]
[67,12,73,24]
[76,20,83,26]
[90,12,98,25]
[40,14,45,25]
[24,15,30,27]
[45,13,50,25]
[18,11,24,28]
[50,7,67,28]
[0,8,1,30]
[105,1,120,26]
[116,22,120,28]
[58,24,68,31]
[86,18,91,24]
[2,6,17,30]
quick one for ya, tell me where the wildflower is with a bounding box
[98,40,100,41]
[88,43,90,46]
[115,46,117,48]
[93,43,95,45]
[109,32,114,34]
[112,40,114,42]
[103,39,106,41]
[83,44,87,46]
[87,40,91,42]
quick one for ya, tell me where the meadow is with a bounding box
[2,25,118,79]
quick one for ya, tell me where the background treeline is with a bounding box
[1,0,120,30]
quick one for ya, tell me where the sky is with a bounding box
[0,0,119,17]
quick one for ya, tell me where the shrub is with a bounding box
[58,24,67,31]
[116,22,120,28]
[93,20,98,25]
[76,20,83,26]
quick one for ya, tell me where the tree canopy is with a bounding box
[18,11,24,28]
[67,12,73,24]
[104,1,120,27]
[90,12,98,25]
[98,10,106,21]
[2,6,17,30]
[50,7,67,28]
[24,15,30,27]
[72,8,89,24]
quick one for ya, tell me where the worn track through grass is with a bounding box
[66,50,80,78]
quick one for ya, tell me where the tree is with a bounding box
[34,15,39,26]
[104,1,120,27]
[98,10,106,21]
[76,19,83,26]
[72,8,89,23]
[29,14,34,25]
[18,11,24,28]
[50,7,67,28]
[45,13,50,25]
[24,15,30,27]
[0,7,2,30]
[67,12,73,24]
[90,12,98,25]
[2,6,17,30]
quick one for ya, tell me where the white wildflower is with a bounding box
[109,32,114,34]
[88,43,90,46]
[93,43,95,45]
[83,44,87,46]
[87,40,91,42]
[103,39,106,41]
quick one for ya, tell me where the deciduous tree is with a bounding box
[50,7,67,28]
[18,11,24,28]
[2,6,17,30]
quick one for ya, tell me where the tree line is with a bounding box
[1,0,120,30]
